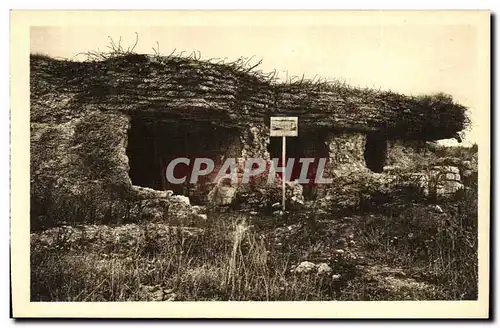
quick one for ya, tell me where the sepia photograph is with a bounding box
[10,10,490,318]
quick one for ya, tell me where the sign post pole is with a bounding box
[270,116,298,213]
[282,135,286,211]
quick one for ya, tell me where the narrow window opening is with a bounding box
[364,131,388,173]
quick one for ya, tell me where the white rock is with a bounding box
[462,160,473,170]
[196,214,207,220]
[331,274,341,281]
[317,263,332,275]
[209,185,237,205]
[444,172,459,181]
[291,196,304,204]
[171,195,190,205]
[432,165,460,174]
[294,261,317,274]
[462,169,473,178]
[432,205,444,213]
[191,205,202,214]
[165,293,177,301]
[436,181,464,195]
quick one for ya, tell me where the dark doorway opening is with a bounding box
[364,131,388,173]
[126,116,240,204]
[267,131,330,200]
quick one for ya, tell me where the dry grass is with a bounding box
[31,214,353,301]
[31,174,477,301]
[30,144,478,302]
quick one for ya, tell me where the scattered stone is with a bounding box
[317,263,332,275]
[171,195,190,206]
[207,185,237,205]
[249,211,258,215]
[273,210,284,216]
[271,202,281,210]
[331,274,341,281]
[461,160,473,170]
[294,261,317,274]
[289,196,305,210]
[428,166,464,197]
[433,165,460,175]
[462,169,473,178]
[436,181,463,196]
[335,249,345,255]
[191,205,203,214]
[165,293,177,301]
[430,204,444,213]
[138,284,176,301]
[196,214,207,220]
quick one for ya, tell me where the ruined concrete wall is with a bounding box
[31,110,209,228]
[386,140,434,169]
[240,123,270,159]
[208,123,307,209]
[190,132,243,203]
[208,123,268,206]
[31,111,133,228]
[326,132,369,177]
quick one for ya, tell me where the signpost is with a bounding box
[270,117,298,211]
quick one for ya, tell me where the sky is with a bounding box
[30,19,486,146]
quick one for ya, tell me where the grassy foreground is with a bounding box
[31,176,477,301]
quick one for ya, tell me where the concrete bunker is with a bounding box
[29,53,469,225]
